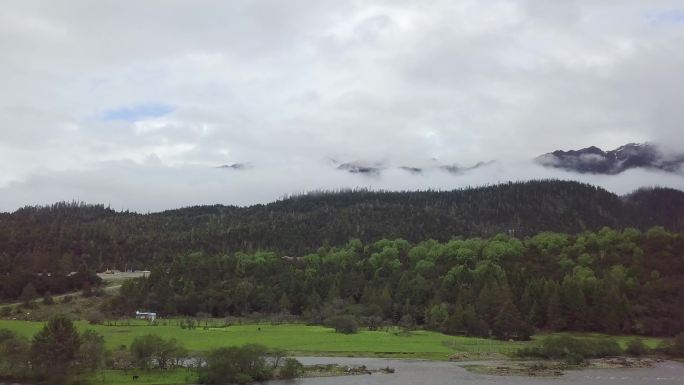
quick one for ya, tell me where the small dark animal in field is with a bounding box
[258,327,261,331]
[132,375,139,380]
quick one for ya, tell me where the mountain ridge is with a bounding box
[536,142,684,174]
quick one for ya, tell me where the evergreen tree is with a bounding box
[31,314,81,383]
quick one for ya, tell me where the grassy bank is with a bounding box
[534,331,664,350]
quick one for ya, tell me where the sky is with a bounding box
[1,0,684,212]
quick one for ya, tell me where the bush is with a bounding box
[662,333,684,357]
[129,334,187,370]
[199,344,270,384]
[279,358,304,379]
[626,339,648,356]
[324,315,359,334]
[517,336,621,364]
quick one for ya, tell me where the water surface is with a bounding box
[268,357,684,385]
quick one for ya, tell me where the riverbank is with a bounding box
[463,357,664,377]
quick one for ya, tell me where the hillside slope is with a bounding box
[0,180,683,271]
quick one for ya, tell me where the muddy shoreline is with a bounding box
[462,357,663,377]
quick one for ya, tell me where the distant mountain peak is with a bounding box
[217,162,250,170]
[336,161,383,175]
[440,160,495,174]
[537,143,684,174]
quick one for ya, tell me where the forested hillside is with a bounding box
[109,227,684,338]
[1,180,684,277]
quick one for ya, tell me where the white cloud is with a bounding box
[1,0,683,211]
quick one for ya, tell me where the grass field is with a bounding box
[0,319,524,360]
[0,319,665,361]
[0,320,671,385]
[86,369,197,385]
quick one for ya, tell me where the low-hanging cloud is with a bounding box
[1,160,682,213]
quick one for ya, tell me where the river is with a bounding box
[267,357,684,385]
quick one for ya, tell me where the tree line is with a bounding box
[1,181,683,278]
[107,226,684,339]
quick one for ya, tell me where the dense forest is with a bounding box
[2,180,684,302]
[1,181,684,275]
[109,227,684,339]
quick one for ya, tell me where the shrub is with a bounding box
[279,358,304,379]
[199,344,270,384]
[517,336,621,364]
[662,333,684,357]
[626,339,648,356]
[324,315,359,334]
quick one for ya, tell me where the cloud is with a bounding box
[102,103,175,122]
[2,159,683,213]
[1,0,683,210]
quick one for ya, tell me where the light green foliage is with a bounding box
[527,232,569,256]
[415,259,436,276]
[482,235,523,263]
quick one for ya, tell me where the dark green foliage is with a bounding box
[325,315,359,334]
[199,344,271,384]
[130,334,162,370]
[492,302,533,341]
[30,314,82,383]
[77,330,106,372]
[2,182,683,290]
[129,334,187,370]
[0,329,30,380]
[279,358,304,379]
[626,339,648,356]
[518,336,621,364]
[0,322,105,384]
[662,333,684,357]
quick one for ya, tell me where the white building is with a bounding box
[135,311,157,321]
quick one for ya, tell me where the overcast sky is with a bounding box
[1,0,684,212]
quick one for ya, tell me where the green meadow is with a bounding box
[0,319,522,360]
[0,319,664,360]
[87,369,197,385]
